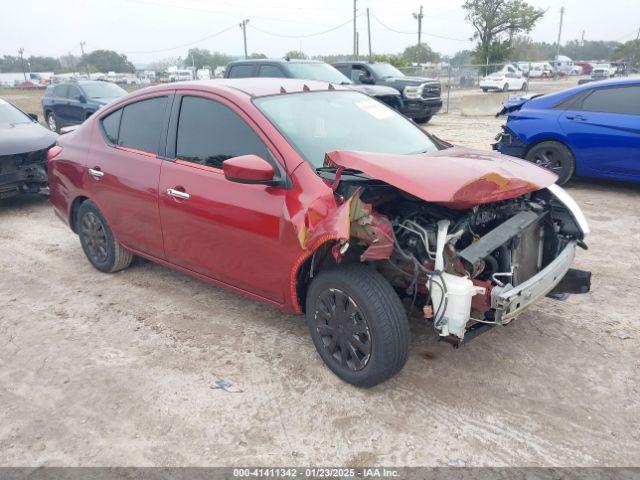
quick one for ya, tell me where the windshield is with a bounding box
[368,63,404,79]
[287,63,351,84]
[0,101,31,125]
[255,91,437,168]
[81,82,127,99]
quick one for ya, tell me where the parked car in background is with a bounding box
[480,66,528,92]
[0,98,57,199]
[528,62,554,79]
[591,64,614,80]
[48,78,590,387]
[494,77,640,184]
[42,80,127,133]
[574,61,594,76]
[332,61,442,123]
[224,59,402,113]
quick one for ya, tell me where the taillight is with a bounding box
[47,145,63,161]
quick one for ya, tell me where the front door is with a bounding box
[158,94,290,303]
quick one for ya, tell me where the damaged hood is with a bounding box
[325,146,557,209]
[0,122,58,156]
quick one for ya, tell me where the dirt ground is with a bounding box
[1,80,639,467]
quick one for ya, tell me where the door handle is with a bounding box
[88,167,104,179]
[167,188,190,200]
[565,114,586,121]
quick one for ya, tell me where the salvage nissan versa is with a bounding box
[48,79,591,387]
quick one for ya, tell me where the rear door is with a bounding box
[66,85,87,124]
[559,84,640,177]
[86,94,172,259]
[158,92,290,302]
[51,84,69,124]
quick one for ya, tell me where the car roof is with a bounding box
[333,61,387,66]
[527,76,640,109]
[131,78,350,99]
[227,59,324,65]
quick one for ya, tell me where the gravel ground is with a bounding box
[1,81,639,467]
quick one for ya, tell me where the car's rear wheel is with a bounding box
[482,88,488,92]
[46,112,58,133]
[414,115,432,124]
[305,265,410,388]
[502,83,509,92]
[521,82,528,91]
[77,200,133,273]
[525,141,575,185]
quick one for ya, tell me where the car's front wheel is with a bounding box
[525,141,575,185]
[77,200,133,273]
[305,265,410,388]
[46,112,58,133]
[502,83,509,92]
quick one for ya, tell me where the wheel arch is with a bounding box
[69,195,90,233]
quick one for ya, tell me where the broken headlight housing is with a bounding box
[547,184,590,236]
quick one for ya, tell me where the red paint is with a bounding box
[223,154,275,182]
[47,78,557,314]
[325,146,557,209]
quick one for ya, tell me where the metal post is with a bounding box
[555,7,565,78]
[353,0,357,59]
[446,63,451,114]
[366,8,372,60]
[18,48,26,82]
[79,41,90,77]
[413,6,424,63]
[240,19,249,59]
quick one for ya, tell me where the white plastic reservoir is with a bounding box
[430,272,485,339]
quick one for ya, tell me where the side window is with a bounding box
[228,65,255,78]
[351,66,366,83]
[334,65,350,77]
[118,97,168,154]
[53,84,68,98]
[68,86,82,101]
[579,86,640,115]
[176,96,272,169]
[101,108,122,144]
[258,65,286,78]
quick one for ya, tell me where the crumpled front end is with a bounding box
[0,148,49,199]
[295,151,590,345]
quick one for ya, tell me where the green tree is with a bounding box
[284,50,308,60]
[185,48,231,70]
[249,52,267,59]
[402,43,440,64]
[613,40,640,66]
[79,50,135,73]
[463,0,545,65]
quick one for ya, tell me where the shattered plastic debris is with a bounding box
[211,379,243,393]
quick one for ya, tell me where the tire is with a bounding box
[46,112,58,133]
[413,115,432,124]
[525,141,575,185]
[502,83,509,92]
[521,82,528,91]
[76,200,133,273]
[305,265,410,388]
[481,88,488,93]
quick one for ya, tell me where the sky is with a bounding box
[2,0,639,66]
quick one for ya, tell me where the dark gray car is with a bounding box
[0,99,57,199]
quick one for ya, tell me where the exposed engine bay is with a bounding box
[315,169,591,346]
[0,148,49,199]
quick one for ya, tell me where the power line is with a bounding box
[248,15,362,39]
[371,12,469,41]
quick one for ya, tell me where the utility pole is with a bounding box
[239,19,249,59]
[79,41,90,77]
[18,48,26,81]
[413,6,424,64]
[353,0,357,59]
[581,30,585,46]
[636,27,640,41]
[555,7,565,61]
[366,8,372,60]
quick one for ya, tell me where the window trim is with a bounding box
[576,84,640,116]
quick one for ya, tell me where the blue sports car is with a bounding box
[494,77,640,185]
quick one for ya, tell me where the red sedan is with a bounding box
[48,78,590,387]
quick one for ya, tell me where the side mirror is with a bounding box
[28,113,38,122]
[77,95,87,103]
[223,155,276,185]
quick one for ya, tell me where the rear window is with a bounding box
[227,65,255,78]
[53,84,68,98]
[258,65,286,78]
[117,97,168,154]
